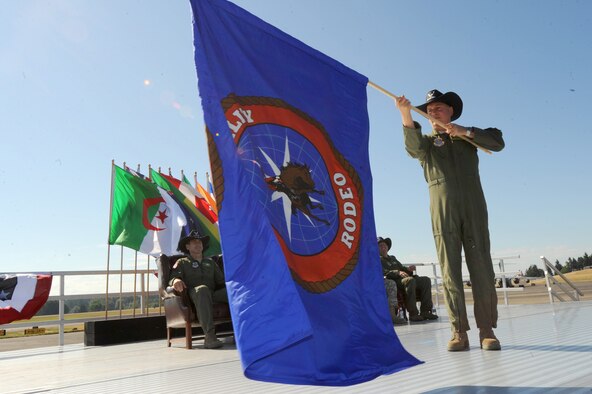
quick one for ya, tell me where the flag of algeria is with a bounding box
[109,166,187,256]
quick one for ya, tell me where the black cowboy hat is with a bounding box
[177,230,210,254]
[416,89,463,121]
[377,236,392,251]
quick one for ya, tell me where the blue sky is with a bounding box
[1,0,590,277]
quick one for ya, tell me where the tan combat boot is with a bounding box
[204,329,223,349]
[447,332,469,351]
[479,328,501,351]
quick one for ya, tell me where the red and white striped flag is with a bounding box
[0,274,53,325]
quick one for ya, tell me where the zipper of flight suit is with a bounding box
[449,139,467,216]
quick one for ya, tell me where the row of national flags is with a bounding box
[108,164,220,257]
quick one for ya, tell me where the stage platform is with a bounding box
[3,301,591,393]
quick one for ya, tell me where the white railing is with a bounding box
[410,255,522,307]
[1,270,162,346]
[493,255,522,305]
[2,255,529,346]
[406,262,442,308]
[540,256,584,303]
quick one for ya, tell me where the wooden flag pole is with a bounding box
[131,164,142,318]
[145,255,151,316]
[105,160,116,319]
[119,245,124,318]
[132,250,138,318]
[367,81,491,155]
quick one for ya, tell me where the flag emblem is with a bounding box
[142,197,168,231]
[220,94,362,292]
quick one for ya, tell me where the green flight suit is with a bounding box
[381,254,433,317]
[403,122,504,332]
[169,256,228,333]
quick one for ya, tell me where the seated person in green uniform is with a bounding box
[378,237,438,322]
[170,231,228,349]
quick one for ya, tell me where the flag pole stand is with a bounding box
[146,255,151,316]
[105,160,116,319]
[133,251,138,318]
[367,81,491,155]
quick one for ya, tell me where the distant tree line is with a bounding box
[37,295,161,316]
[525,252,592,277]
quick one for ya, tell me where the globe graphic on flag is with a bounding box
[238,124,339,255]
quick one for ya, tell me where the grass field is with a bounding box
[0,307,164,339]
[531,268,592,285]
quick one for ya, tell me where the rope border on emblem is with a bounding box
[208,94,364,293]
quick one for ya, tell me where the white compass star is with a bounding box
[258,135,320,242]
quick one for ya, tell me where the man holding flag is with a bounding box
[189,0,420,385]
[395,90,505,351]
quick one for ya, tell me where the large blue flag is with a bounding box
[190,0,421,386]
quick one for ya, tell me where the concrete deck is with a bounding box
[2,301,592,393]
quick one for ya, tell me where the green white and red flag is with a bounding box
[154,171,217,224]
[150,169,221,255]
[109,165,187,256]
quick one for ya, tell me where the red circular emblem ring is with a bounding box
[211,94,364,293]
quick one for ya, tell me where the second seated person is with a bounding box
[378,237,438,322]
